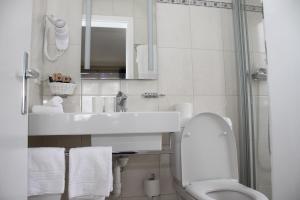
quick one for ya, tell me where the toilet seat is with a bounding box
[185,179,268,200]
[180,113,239,186]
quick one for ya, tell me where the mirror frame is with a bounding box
[81,0,157,80]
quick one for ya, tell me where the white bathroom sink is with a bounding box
[28,112,180,136]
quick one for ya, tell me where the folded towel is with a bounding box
[69,147,113,200]
[28,148,65,196]
[32,105,64,113]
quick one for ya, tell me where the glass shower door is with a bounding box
[233,0,272,199]
[246,2,272,198]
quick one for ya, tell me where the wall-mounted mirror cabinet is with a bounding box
[81,0,157,80]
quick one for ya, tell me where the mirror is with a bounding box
[81,0,157,80]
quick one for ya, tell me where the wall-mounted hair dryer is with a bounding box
[44,15,69,62]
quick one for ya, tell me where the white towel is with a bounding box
[28,148,65,196]
[68,147,113,200]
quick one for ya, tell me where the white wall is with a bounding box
[29,0,47,111]
[264,0,300,199]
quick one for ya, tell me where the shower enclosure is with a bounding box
[233,0,272,199]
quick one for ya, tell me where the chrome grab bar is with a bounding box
[21,52,40,115]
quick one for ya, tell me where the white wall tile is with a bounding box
[91,0,113,15]
[158,48,193,95]
[46,0,68,16]
[31,0,47,62]
[245,0,263,6]
[158,96,193,112]
[30,0,47,109]
[81,80,120,96]
[192,50,225,95]
[133,0,147,19]
[65,0,83,45]
[113,0,134,17]
[126,96,159,112]
[120,80,158,95]
[190,6,222,50]
[224,51,239,95]
[193,95,226,116]
[221,9,235,51]
[157,3,191,48]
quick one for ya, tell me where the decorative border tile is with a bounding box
[192,0,232,9]
[156,0,263,13]
[245,5,264,12]
[157,0,233,9]
[157,0,191,5]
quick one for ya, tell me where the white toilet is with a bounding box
[170,112,269,200]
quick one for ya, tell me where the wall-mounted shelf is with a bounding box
[48,82,77,97]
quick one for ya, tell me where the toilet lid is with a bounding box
[181,113,238,186]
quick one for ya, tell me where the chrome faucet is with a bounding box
[116,91,127,112]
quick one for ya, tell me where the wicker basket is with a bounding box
[49,82,77,96]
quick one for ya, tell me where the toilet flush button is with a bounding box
[223,131,228,135]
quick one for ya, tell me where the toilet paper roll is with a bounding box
[174,103,193,119]
[144,179,160,197]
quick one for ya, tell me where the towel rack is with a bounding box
[64,150,170,157]
[64,150,135,157]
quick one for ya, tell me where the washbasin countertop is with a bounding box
[29,112,181,136]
